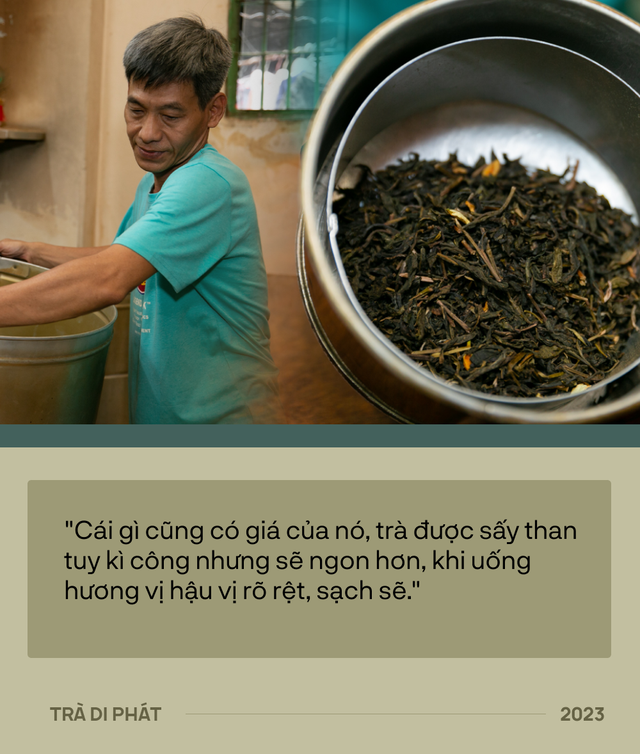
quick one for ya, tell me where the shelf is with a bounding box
[0,125,46,149]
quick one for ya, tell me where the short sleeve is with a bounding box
[113,163,232,293]
[113,203,135,240]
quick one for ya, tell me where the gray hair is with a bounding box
[123,16,232,109]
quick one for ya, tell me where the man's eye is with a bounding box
[162,115,178,121]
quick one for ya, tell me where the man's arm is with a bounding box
[0,244,156,327]
[0,239,109,268]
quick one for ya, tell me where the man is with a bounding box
[0,17,281,424]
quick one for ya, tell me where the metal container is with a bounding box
[299,0,640,423]
[0,258,117,423]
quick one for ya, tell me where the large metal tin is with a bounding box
[0,259,117,423]
[299,0,640,423]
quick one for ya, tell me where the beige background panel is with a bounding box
[28,480,610,658]
[2,447,637,754]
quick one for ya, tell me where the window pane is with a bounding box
[288,53,316,109]
[318,53,342,89]
[319,17,339,50]
[239,2,265,55]
[293,0,318,52]
[266,2,293,53]
[264,57,291,110]
[319,8,344,55]
[235,54,264,110]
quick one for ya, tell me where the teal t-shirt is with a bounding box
[114,145,280,424]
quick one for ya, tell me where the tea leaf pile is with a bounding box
[335,154,640,397]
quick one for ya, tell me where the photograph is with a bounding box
[2,0,640,425]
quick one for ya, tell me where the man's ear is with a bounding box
[207,92,227,129]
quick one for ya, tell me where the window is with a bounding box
[227,0,349,116]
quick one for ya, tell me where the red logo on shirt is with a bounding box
[137,281,146,294]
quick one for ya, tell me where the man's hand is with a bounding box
[0,239,108,268]
[0,244,156,327]
[0,239,31,263]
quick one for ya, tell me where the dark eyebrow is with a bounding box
[126,96,186,113]
[157,102,187,112]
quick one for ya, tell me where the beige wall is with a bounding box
[0,0,103,247]
[0,0,305,275]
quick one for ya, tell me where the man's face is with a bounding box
[125,79,226,190]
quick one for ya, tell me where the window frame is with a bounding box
[226,0,326,119]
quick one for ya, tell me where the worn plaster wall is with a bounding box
[0,0,104,247]
[95,0,306,275]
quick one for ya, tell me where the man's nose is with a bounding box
[138,114,162,143]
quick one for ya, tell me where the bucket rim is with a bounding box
[0,258,118,341]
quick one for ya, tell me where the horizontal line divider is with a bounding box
[185,712,547,716]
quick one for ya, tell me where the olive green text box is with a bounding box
[28,480,610,657]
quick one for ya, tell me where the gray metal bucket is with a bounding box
[299,0,640,423]
[0,259,117,423]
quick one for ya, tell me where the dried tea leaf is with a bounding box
[335,154,640,398]
[482,158,501,177]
